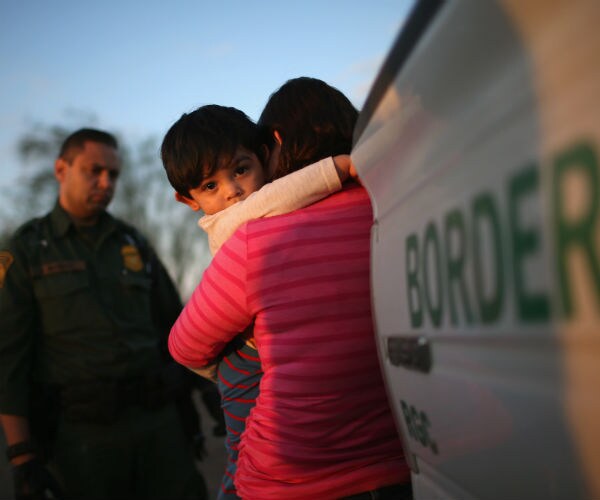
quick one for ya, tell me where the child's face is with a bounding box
[179,146,266,215]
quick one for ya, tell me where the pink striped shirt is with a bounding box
[169,184,409,499]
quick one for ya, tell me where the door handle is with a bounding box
[387,336,432,373]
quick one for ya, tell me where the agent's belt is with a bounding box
[58,365,186,424]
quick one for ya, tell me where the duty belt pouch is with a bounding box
[141,370,166,410]
[61,381,120,424]
[142,364,185,410]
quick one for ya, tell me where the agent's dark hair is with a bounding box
[257,77,358,180]
[161,105,261,198]
[58,128,118,163]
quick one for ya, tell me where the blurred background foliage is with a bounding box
[0,116,210,299]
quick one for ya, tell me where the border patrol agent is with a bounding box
[0,128,207,499]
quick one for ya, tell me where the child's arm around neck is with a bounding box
[200,155,354,255]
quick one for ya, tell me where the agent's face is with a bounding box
[55,140,121,223]
[179,147,266,215]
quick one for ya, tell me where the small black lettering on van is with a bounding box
[400,399,438,454]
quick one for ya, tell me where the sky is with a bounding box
[0,0,415,190]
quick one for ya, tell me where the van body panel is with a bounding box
[353,1,600,498]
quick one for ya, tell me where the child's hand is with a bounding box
[333,154,361,184]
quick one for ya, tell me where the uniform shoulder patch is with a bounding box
[0,251,15,288]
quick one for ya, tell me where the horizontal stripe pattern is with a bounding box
[169,185,407,499]
[217,342,262,500]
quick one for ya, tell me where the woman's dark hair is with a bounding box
[161,105,260,197]
[257,77,358,180]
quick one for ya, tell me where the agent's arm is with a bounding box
[0,237,64,499]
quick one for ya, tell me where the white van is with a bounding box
[352,1,600,499]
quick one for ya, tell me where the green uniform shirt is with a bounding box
[0,201,183,415]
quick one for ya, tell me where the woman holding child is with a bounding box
[165,78,411,499]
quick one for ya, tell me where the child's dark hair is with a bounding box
[161,105,260,197]
[257,77,358,180]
